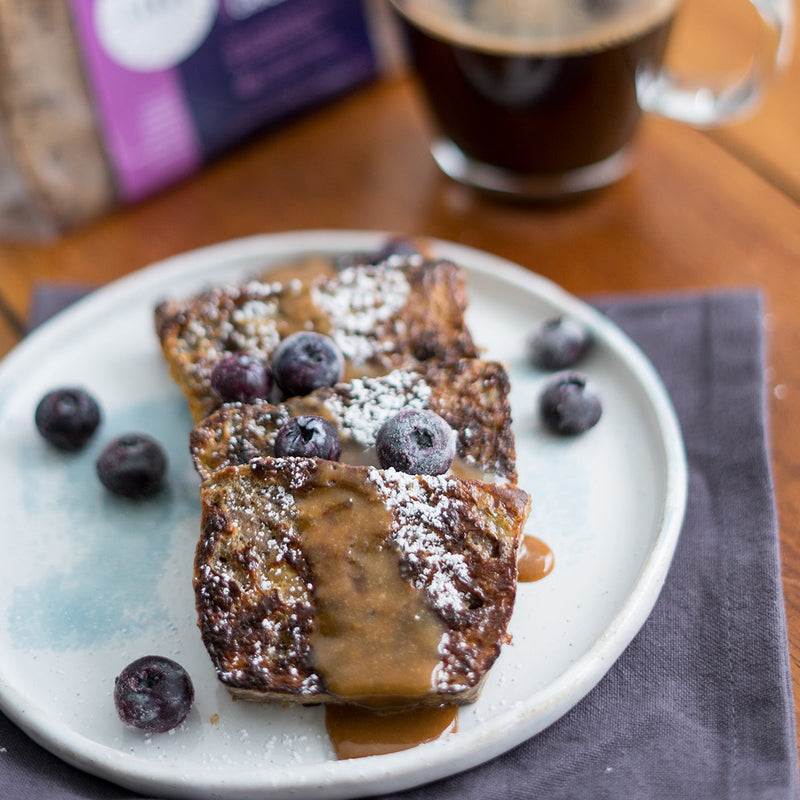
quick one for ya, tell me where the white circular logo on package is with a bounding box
[94,0,218,72]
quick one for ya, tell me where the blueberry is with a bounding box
[335,236,420,269]
[34,388,100,451]
[376,409,456,475]
[528,317,592,370]
[539,372,602,435]
[271,332,344,398]
[210,353,271,404]
[274,415,341,460]
[96,434,167,498]
[114,655,194,733]
[370,236,420,263]
[583,0,622,16]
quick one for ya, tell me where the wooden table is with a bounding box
[0,0,798,764]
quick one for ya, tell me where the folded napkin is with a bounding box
[4,285,796,800]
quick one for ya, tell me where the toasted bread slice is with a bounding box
[190,359,517,484]
[194,458,530,707]
[155,256,478,422]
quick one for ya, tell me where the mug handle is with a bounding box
[637,0,794,126]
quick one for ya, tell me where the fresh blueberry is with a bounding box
[583,0,622,16]
[96,434,167,498]
[210,353,271,404]
[370,236,420,263]
[271,331,344,398]
[114,655,194,733]
[539,372,602,435]
[375,409,456,475]
[335,236,420,269]
[34,388,101,451]
[528,317,592,370]
[274,415,342,460]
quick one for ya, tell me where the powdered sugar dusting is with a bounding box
[227,480,296,535]
[228,298,281,356]
[170,282,283,392]
[367,468,472,622]
[197,474,323,695]
[323,371,432,449]
[311,265,410,364]
[264,457,319,491]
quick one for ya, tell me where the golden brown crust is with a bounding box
[194,458,529,705]
[189,359,517,483]
[424,358,517,483]
[155,257,479,422]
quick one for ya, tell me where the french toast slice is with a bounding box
[155,256,478,422]
[194,458,530,707]
[189,358,517,484]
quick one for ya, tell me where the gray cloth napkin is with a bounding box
[4,285,796,800]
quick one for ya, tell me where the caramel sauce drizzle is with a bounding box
[263,255,338,288]
[291,462,459,758]
[295,463,446,703]
[205,258,533,758]
[325,703,458,760]
[274,277,332,338]
[517,535,554,582]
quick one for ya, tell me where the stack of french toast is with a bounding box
[154,238,530,720]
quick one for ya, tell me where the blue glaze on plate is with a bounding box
[8,395,197,652]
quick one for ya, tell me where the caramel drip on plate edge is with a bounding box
[518,535,555,583]
[326,704,458,760]
[322,533,554,759]
[296,467,551,758]
[291,462,456,759]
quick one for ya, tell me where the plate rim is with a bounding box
[0,230,688,798]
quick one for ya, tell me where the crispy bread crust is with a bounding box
[194,458,530,706]
[189,359,517,483]
[155,258,478,422]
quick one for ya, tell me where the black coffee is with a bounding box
[395,1,676,175]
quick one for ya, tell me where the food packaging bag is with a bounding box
[0,0,401,239]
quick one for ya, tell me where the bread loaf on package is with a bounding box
[0,1,115,237]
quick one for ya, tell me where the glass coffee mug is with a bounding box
[389,0,793,198]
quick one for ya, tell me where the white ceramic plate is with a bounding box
[0,231,687,799]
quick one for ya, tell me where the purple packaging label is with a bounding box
[68,0,378,202]
[183,1,377,156]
